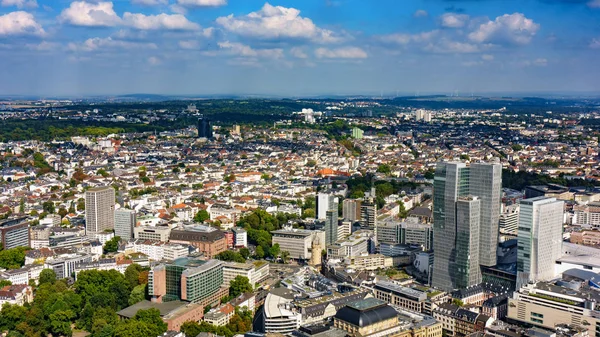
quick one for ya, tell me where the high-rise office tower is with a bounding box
[361,197,377,228]
[431,162,502,291]
[114,208,136,240]
[455,196,481,289]
[316,192,337,220]
[85,186,115,235]
[325,208,338,245]
[516,197,564,288]
[470,163,502,267]
[342,198,362,222]
[197,117,213,139]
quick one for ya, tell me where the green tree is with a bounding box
[281,251,290,264]
[229,276,253,298]
[103,236,120,254]
[0,303,27,331]
[129,284,146,305]
[0,247,29,269]
[180,321,203,337]
[42,201,55,214]
[124,263,145,289]
[376,164,392,175]
[255,245,265,259]
[215,251,245,263]
[424,170,434,180]
[269,243,280,259]
[97,168,109,178]
[193,209,210,223]
[38,269,57,285]
[49,310,75,337]
[239,247,250,259]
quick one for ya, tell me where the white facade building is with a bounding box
[517,197,564,288]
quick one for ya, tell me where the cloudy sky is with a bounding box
[0,0,599,96]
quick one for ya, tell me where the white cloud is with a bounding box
[148,56,161,65]
[202,27,214,38]
[379,30,438,45]
[314,46,367,59]
[68,37,157,52]
[468,13,539,45]
[414,10,428,18]
[123,12,199,30]
[1,0,37,9]
[27,41,58,50]
[290,47,307,58]
[131,0,168,5]
[440,13,469,28]
[218,41,283,58]
[59,1,121,27]
[590,38,600,49]
[588,0,600,8]
[481,54,494,61]
[216,3,342,43]
[179,40,199,49]
[0,11,44,36]
[533,58,547,66]
[177,0,226,7]
[424,39,480,53]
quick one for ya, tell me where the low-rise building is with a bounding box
[169,225,226,259]
[0,284,33,306]
[134,226,171,242]
[507,281,600,335]
[271,228,325,261]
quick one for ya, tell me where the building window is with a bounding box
[531,313,543,318]
[531,318,543,324]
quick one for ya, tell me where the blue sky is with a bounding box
[0,0,599,96]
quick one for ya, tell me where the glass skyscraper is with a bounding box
[432,161,502,291]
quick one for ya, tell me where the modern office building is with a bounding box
[573,202,600,228]
[499,204,519,235]
[222,261,269,287]
[197,117,212,139]
[361,199,377,228]
[114,208,136,240]
[516,197,564,288]
[85,186,115,235]
[469,163,502,267]
[257,288,301,334]
[371,280,428,313]
[148,258,226,305]
[271,228,325,261]
[0,217,30,249]
[432,162,502,291]
[342,199,362,222]
[376,220,434,251]
[316,192,337,220]
[507,281,600,335]
[134,226,171,242]
[231,227,247,248]
[455,196,482,289]
[325,209,338,245]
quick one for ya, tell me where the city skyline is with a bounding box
[0,0,599,96]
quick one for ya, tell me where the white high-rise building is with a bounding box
[85,186,115,235]
[316,192,337,220]
[516,197,564,288]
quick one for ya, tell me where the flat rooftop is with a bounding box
[117,300,200,319]
[347,297,387,311]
